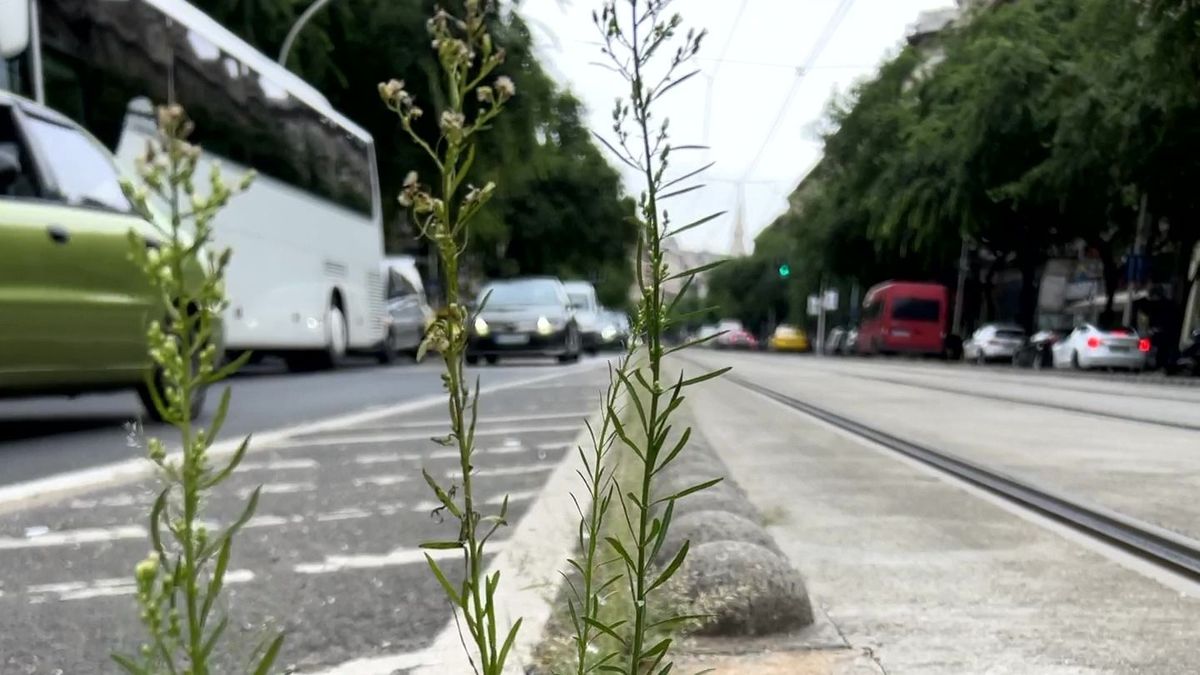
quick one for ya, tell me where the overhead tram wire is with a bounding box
[739,0,857,183]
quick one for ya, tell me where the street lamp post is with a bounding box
[278,0,336,67]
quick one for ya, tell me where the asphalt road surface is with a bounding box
[0,355,612,673]
[0,356,589,487]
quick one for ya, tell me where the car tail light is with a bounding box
[1138,338,1151,352]
[1109,328,1130,336]
[1086,336,1100,349]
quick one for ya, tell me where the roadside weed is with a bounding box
[113,104,279,674]
[379,2,518,673]
[564,1,730,673]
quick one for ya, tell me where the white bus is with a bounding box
[0,0,386,370]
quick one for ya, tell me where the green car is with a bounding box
[0,92,211,420]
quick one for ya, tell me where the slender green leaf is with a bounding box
[110,653,145,675]
[497,617,523,668]
[648,540,689,593]
[583,617,629,649]
[422,469,463,518]
[666,258,725,282]
[200,615,229,659]
[605,536,636,570]
[664,330,727,355]
[661,161,715,192]
[651,69,701,103]
[648,613,709,630]
[425,556,460,607]
[202,434,252,489]
[652,477,723,506]
[649,500,675,563]
[659,183,705,201]
[148,487,170,558]
[654,427,691,476]
[205,386,232,445]
[250,633,285,675]
[207,348,253,384]
[679,366,732,389]
[664,209,724,240]
[420,540,465,550]
[200,535,233,624]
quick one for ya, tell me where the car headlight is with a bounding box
[536,316,555,335]
[601,325,618,340]
[474,316,489,336]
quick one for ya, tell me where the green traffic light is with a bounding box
[778,264,790,278]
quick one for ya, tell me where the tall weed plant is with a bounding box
[113,105,281,674]
[379,1,519,673]
[566,2,729,673]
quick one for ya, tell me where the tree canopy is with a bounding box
[711,0,1200,349]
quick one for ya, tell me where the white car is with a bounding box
[1051,323,1150,371]
[963,324,1026,364]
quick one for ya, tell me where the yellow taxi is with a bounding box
[768,325,810,352]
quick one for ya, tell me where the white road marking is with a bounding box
[484,489,539,505]
[315,507,372,522]
[0,525,146,550]
[536,441,574,452]
[25,569,254,602]
[69,494,154,510]
[352,452,422,465]
[352,475,409,488]
[0,361,607,513]
[238,458,319,472]
[294,542,505,575]
[242,482,316,498]
[282,424,584,448]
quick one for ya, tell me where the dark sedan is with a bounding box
[467,277,583,365]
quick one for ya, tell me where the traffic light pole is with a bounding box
[816,278,826,354]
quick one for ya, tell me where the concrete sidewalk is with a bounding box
[683,368,1200,674]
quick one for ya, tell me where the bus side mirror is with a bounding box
[0,0,31,59]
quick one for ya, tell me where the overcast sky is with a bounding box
[517,0,955,255]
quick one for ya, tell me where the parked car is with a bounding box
[963,324,1026,364]
[857,281,949,356]
[467,277,582,364]
[563,280,603,355]
[825,327,847,355]
[718,328,759,350]
[0,92,211,420]
[769,325,810,352]
[1012,329,1067,369]
[1051,322,1149,371]
[379,256,433,361]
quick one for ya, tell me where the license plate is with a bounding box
[1108,345,1129,353]
[494,334,529,346]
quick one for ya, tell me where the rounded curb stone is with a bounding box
[654,509,778,566]
[679,541,814,636]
